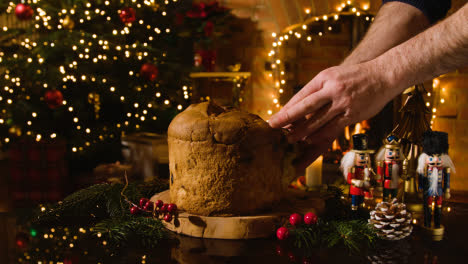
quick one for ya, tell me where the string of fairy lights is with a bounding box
[0,0,447,154]
[0,0,190,153]
[266,0,444,130]
[16,204,132,262]
[429,78,444,129]
[266,1,373,116]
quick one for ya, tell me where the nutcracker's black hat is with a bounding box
[352,134,374,153]
[422,130,449,155]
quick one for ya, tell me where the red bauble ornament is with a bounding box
[15,232,29,248]
[304,212,318,225]
[130,206,140,215]
[155,200,164,208]
[139,198,149,208]
[276,227,289,240]
[160,203,168,213]
[143,201,154,211]
[289,213,303,226]
[15,3,34,20]
[140,63,158,81]
[167,203,177,214]
[163,214,173,222]
[186,3,207,18]
[44,90,63,109]
[204,21,214,37]
[119,7,136,24]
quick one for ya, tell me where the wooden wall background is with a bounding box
[1,1,468,191]
[218,0,468,191]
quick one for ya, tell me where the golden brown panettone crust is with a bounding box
[168,101,288,216]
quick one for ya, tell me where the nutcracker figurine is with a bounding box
[340,134,375,210]
[417,131,455,238]
[375,135,407,201]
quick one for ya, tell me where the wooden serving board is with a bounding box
[150,189,325,240]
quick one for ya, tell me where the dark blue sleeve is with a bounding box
[382,0,451,23]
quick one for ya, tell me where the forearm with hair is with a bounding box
[342,1,430,66]
[376,3,468,98]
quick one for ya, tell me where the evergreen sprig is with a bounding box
[33,180,170,249]
[34,180,168,225]
[92,216,168,248]
[290,219,376,254]
[288,186,377,254]
[35,183,114,224]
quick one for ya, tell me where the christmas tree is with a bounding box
[0,0,233,168]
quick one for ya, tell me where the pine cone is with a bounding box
[369,198,413,240]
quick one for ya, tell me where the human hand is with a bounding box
[269,61,395,169]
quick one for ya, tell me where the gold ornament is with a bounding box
[88,92,101,119]
[62,15,75,30]
[151,3,160,11]
[9,125,22,137]
[227,63,242,72]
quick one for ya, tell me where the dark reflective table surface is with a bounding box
[1,201,468,264]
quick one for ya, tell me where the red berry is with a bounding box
[275,245,285,256]
[139,198,149,208]
[167,204,177,213]
[302,257,314,264]
[130,206,139,215]
[287,251,297,262]
[163,214,173,222]
[304,212,318,225]
[143,201,154,211]
[276,227,289,240]
[289,213,303,226]
[160,203,168,213]
[155,200,164,208]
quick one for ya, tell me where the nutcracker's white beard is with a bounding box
[429,167,439,194]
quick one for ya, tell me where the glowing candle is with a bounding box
[305,155,323,189]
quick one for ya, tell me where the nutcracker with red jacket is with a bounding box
[375,135,408,201]
[340,134,375,210]
[417,131,455,233]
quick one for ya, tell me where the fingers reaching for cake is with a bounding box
[269,62,394,168]
[290,113,347,170]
